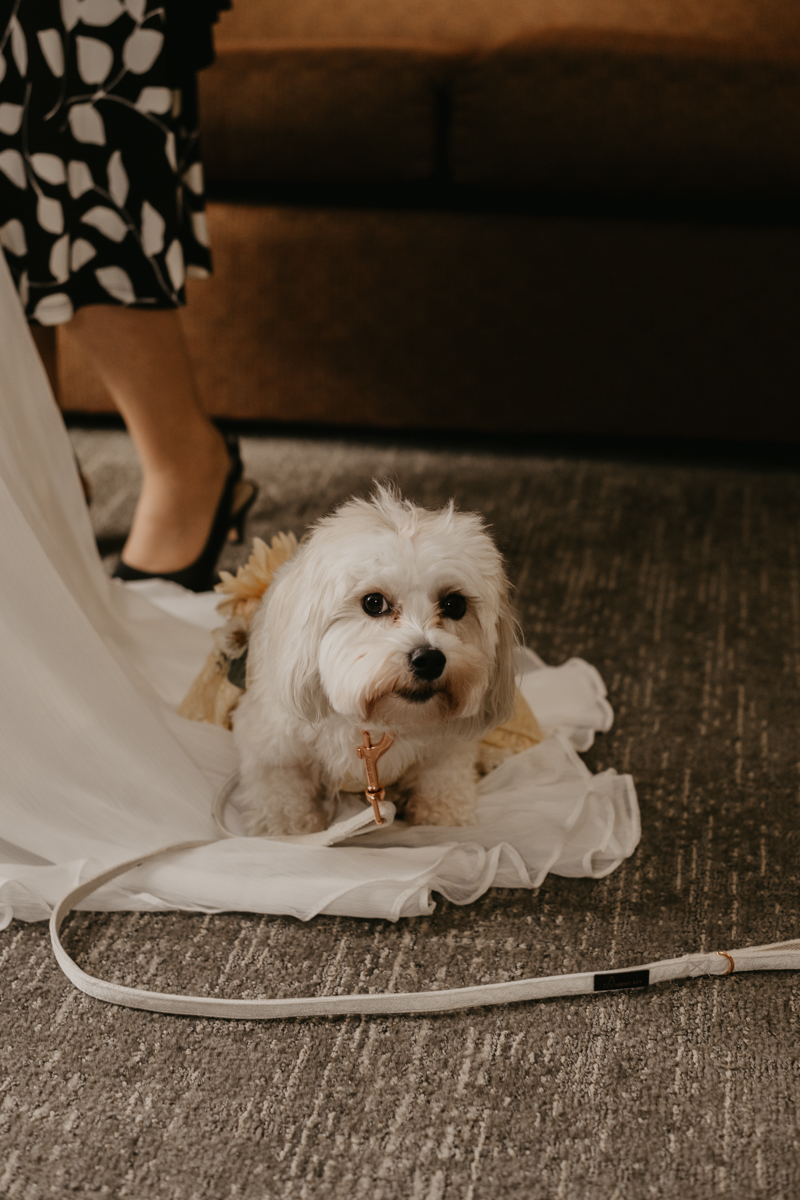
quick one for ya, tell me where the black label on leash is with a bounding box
[593,969,650,992]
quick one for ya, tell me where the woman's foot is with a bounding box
[120,423,231,575]
[64,306,252,582]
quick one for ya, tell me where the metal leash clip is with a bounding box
[356,730,395,824]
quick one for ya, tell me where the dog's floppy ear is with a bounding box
[479,597,519,734]
[258,545,333,724]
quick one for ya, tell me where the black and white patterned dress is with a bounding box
[0,0,225,325]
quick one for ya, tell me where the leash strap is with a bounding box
[49,842,800,1019]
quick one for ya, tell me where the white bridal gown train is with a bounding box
[0,253,640,931]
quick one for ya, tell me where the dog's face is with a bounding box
[255,488,518,736]
[317,524,501,728]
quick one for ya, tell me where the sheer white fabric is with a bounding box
[0,254,640,930]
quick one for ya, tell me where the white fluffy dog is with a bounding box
[233,487,517,835]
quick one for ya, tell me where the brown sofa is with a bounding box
[59,0,800,441]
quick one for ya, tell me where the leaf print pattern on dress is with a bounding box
[33,291,73,323]
[70,235,95,269]
[0,146,25,186]
[80,0,126,28]
[122,26,161,73]
[68,102,105,143]
[30,152,66,184]
[191,210,210,248]
[135,85,169,113]
[49,231,69,281]
[9,15,26,75]
[67,158,93,196]
[37,194,64,233]
[163,129,176,170]
[183,162,203,195]
[75,35,113,84]
[0,0,212,321]
[60,0,81,34]
[81,205,127,241]
[0,99,22,131]
[0,217,26,254]
[107,148,127,205]
[140,198,164,255]
[165,238,184,290]
[95,263,134,302]
[37,28,65,76]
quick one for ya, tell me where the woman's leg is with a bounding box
[31,327,59,402]
[66,305,230,575]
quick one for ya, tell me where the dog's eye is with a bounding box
[440,593,467,620]
[362,592,391,617]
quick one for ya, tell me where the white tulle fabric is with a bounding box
[0,254,640,930]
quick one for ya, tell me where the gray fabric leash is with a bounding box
[49,842,800,1020]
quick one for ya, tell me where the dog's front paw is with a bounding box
[246,806,330,837]
[237,763,331,837]
[403,788,478,827]
[400,744,479,827]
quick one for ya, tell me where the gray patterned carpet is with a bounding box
[1,428,798,1199]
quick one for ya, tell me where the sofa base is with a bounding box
[58,202,800,442]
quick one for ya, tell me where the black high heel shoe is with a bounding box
[112,434,259,593]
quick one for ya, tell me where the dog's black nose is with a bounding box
[408,646,446,681]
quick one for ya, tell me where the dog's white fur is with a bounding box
[233,487,517,835]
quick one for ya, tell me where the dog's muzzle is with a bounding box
[408,646,446,681]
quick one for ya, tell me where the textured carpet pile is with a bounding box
[1,430,798,1198]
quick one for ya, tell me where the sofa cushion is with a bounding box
[451,32,800,198]
[200,0,469,185]
[213,0,800,48]
[201,0,800,192]
[200,45,454,183]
